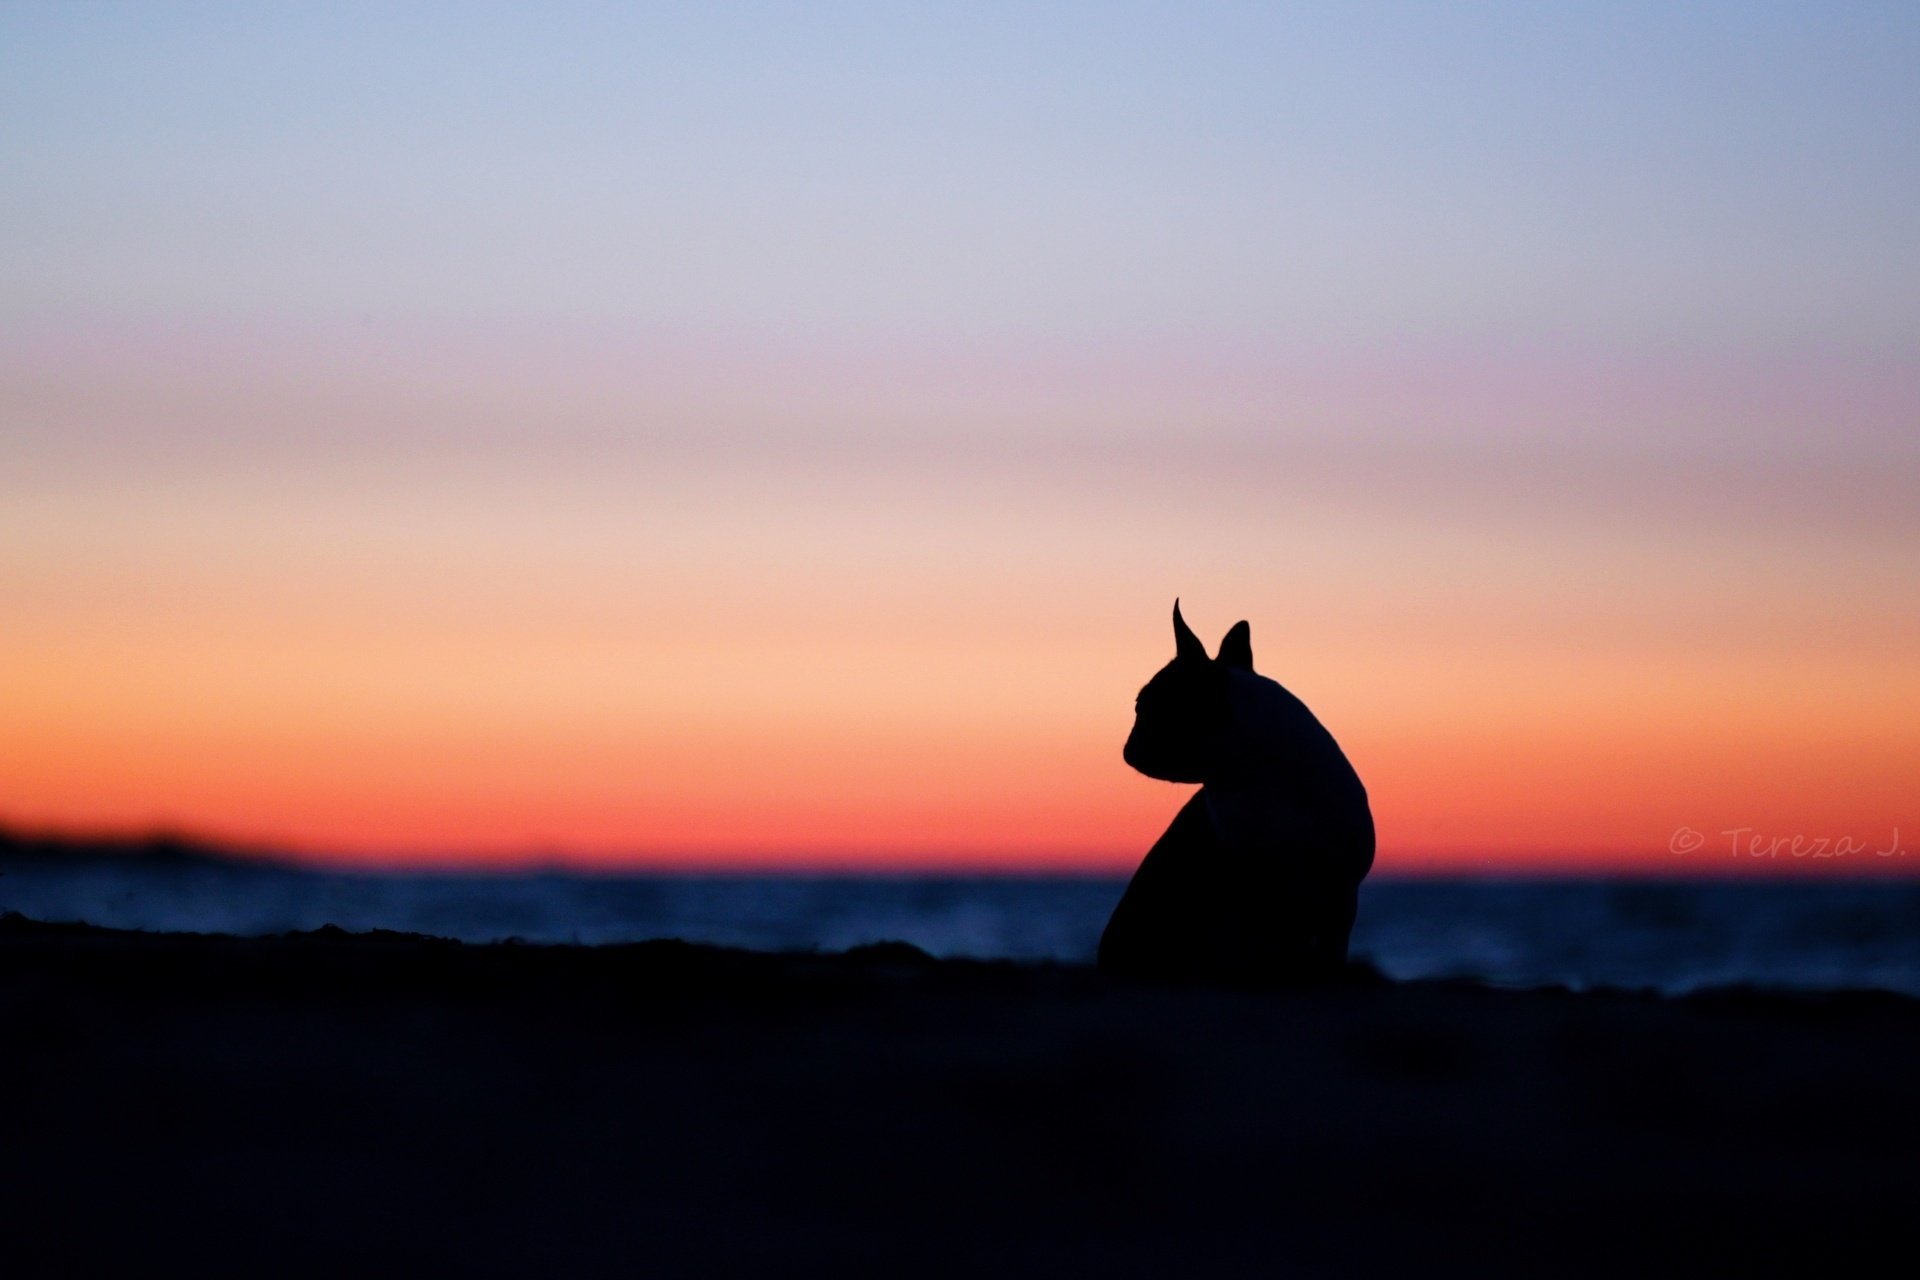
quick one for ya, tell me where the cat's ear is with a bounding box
[1172,599,1207,662]
[1217,620,1253,671]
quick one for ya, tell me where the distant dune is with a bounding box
[0,822,265,868]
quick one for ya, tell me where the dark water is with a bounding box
[5,860,1919,996]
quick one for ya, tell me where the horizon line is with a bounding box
[4,819,1913,879]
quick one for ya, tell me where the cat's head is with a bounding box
[1122,600,1254,783]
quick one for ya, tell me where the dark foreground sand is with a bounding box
[4,913,1916,1277]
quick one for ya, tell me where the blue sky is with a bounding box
[8,2,1917,347]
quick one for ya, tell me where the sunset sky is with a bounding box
[4,3,1916,872]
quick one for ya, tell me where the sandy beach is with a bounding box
[4,911,1916,1276]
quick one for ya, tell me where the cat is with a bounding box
[1099,601,1375,981]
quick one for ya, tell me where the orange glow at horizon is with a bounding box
[5,533,1915,874]
[5,327,1917,874]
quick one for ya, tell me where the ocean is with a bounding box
[4,858,1919,997]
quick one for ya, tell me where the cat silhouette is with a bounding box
[1099,601,1375,981]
